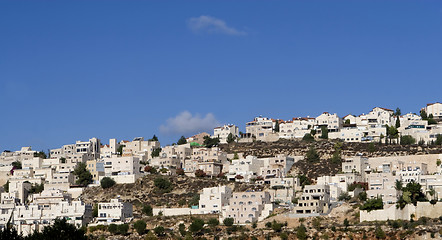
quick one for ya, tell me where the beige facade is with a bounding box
[423,102,442,119]
[222,191,272,224]
[199,185,232,214]
[293,184,330,214]
[97,198,133,223]
[246,116,275,140]
[315,112,342,132]
[214,124,239,143]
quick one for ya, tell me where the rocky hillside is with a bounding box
[220,139,442,158]
[81,175,266,213]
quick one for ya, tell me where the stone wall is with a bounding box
[360,202,442,222]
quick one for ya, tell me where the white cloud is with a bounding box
[160,111,220,136]
[187,15,246,36]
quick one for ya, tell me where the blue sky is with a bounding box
[1,1,441,151]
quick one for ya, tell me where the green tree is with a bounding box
[388,126,399,144]
[3,180,9,193]
[92,204,98,218]
[33,151,47,159]
[233,153,239,159]
[344,119,351,124]
[331,142,342,164]
[395,107,401,116]
[226,133,235,144]
[375,225,386,239]
[223,218,234,226]
[108,224,118,234]
[296,224,307,240]
[11,161,22,169]
[338,192,351,201]
[298,175,311,188]
[274,120,280,133]
[117,145,124,155]
[395,116,400,128]
[28,183,44,194]
[420,109,428,120]
[437,159,441,167]
[154,226,165,236]
[436,134,442,145]
[27,218,87,240]
[306,147,320,163]
[151,148,161,158]
[177,136,187,145]
[203,136,220,148]
[73,162,92,186]
[360,197,383,212]
[118,224,129,235]
[154,177,173,193]
[400,135,416,145]
[320,126,328,139]
[396,181,427,208]
[343,218,350,229]
[189,218,204,233]
[178,223,186,237]
[394,180,402,191]
[207,218,219,228]
[142,204,153,216]
[100,177,116,189]
[149,135,159,141]
[302,133,315,142]
[134,220,146,235]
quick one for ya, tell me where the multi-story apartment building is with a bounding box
[226,156,264,182]
[279,117,315,139]
[422,102,442,119]
[199,186,232,214]
[246,116,275,140]
[293,184,330,214]
[315,112,342,132]
[267,177,300,204]
[366,173,401,204]
[122,137,160,161]
[221,191,272,224]
[260,155,294,179]
[214,125,239,143]
[97,198,133,224]
[342,156,370,181]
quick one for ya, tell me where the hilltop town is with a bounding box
[1,102,442,239]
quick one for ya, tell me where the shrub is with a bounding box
[153,226,165,236]
[400,135,416,145]
[118,224,129,235]
[189,218,204,233]
[207,218,219,227]
[296,224,307,240]
[134,220,146,235]
[271,221,283,232]
[154,177,173,193]
[360,197,383,212]
[100,177,116,189]
[108,224,118,234]
[142,204,153,216]
[375,226,386,239]
[302,133,315,142]
[223,218,234,226]
[338,192,351,201]
[178,223,186,236]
